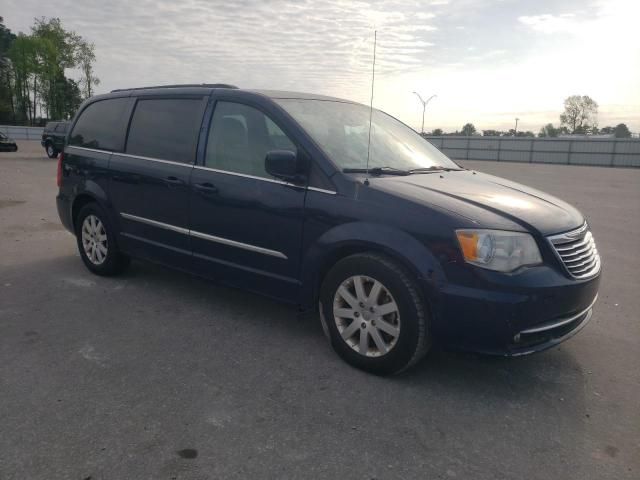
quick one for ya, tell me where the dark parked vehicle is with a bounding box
[41,121,69,158]
[0,132,18,152]
[56,84,601,374]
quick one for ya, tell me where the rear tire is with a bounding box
[75,203,130,276]
[46,142,58,158]
[320,253,431,375]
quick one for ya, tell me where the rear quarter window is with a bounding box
[69,98,130,151]
[125,98,206,163]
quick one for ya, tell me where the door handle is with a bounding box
[193,182,218,194]
[165,176,185,187]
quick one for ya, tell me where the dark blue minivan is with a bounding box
[56,84,600,374]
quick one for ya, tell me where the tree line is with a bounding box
[0,16,99,125]
[424,95,633,138]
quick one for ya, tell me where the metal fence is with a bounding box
[0,125,44,140]
[425,136,640,168]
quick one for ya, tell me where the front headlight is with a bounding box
[455,229,542,272]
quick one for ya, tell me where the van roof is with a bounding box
[108,84,357,104]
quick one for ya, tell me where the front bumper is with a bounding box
[429,265,601,356]
[508,295,596,356]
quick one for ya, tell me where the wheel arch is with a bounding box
[70,182,115,232]
[299,222,446,309]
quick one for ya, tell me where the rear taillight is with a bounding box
[56,152,64,187]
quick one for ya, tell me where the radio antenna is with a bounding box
[364,30,377,184]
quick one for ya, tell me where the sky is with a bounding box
[3,0,639,133]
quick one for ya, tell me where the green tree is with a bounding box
[60,75,82,118]
[461,123,476,136]
[482,129,502,136]
[538,123,559,137]
[560,95,598,133]
[0,17,17,122]
[8,34,40,123]
[430,128,443,135]
[76,40,99,98]
[32,17,79,120]
[613,123,631,138]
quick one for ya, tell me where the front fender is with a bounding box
[300,221,447,306]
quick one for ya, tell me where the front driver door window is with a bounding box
[205,101,296,179]
[189,100,306,302]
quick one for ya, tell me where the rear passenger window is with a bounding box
[205,101,296,178]
[126,98,205,163]
[69,98,129,151]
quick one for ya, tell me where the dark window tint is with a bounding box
[69,98,129,151]
[205,101,296,178]
[126,98,205,163]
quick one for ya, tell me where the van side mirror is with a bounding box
[265,150,306,184]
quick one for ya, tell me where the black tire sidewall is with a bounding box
[75,203,124,276]
[320,254,427,375]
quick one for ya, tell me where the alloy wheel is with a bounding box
[333,275,401,357]
[81,215,108,265]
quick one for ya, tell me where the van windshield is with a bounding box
[276,99,459,171]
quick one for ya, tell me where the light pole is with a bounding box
[515,117,519,135]
[413,92,437,134]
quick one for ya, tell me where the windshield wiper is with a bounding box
[408,166,465,173]
[342,166,411,176]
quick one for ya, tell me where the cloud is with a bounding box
[518,14,580,34]
[2,0,638,132]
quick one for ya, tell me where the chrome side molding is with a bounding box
[119,212,288,259]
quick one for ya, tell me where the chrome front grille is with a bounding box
[548,224,600,279]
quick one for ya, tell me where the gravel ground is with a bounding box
[1,141,638,479]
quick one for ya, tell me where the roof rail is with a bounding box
[110,83,239,93]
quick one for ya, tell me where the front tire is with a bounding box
[75,203,130,276]
[320,253,431,375]
[46,142,58,158]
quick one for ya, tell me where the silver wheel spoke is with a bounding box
[353,276,366,302]
[338,286,359,309]
[376,301,398,317]
[367,280,382,304]
[375,318,399,338]
[359,330,369,354]
[341,320,360,340]
[334,307,355,319]
[369,327,388,355]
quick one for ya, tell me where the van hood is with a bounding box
[370,170,584,235]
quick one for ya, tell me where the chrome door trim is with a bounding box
[119,212,288,259]
[120,212,190,235]
[114,152,194,168]
[194,165,336,194]
[193,165,298,187]
[307,186,337,195]
[65,145,112,155]
[189,230,287,259]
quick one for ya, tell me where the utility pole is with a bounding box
[413,92,437,134]
[515,117,519,135]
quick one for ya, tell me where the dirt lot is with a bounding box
[1,141,639,479]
